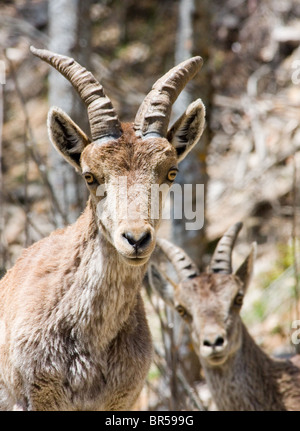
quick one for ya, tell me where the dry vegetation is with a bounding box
[0,0,300,410]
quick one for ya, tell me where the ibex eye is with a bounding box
[176,304,186,317]
[84,173,96,185]
[167,169,178,182]
[234,293,244,306]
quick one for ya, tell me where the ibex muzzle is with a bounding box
[200,323,228,363]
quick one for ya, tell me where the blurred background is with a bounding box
[0,0,300,410]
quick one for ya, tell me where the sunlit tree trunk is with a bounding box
[48,0,90,227]
[172,0,213,271]
[171,0,213,385]
[0,62,6,278]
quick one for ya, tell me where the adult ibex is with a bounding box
[149,223,300,410]
[0,47,205,410]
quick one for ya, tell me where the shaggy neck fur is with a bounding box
[45,198,147,350]
[0,196,152,410]
[202,323,288,411]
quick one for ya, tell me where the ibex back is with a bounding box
[0,47,205,410]
[149,223,300,410]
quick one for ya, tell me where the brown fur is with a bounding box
[0,128,175,410]
[0,96,205,410]
[0,200,152,410]
[0,48,206,410]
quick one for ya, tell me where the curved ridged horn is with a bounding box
[30,46,122,142]
[209,222,243,274]
[134,56,203,139]
[156,238,200,282]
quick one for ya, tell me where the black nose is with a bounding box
[203,336,225,348]
[122,231,152,251]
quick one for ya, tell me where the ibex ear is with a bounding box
[48,107,91,170]
[235,242,257,292]
[167,99,205,162]
[148,263,175,307]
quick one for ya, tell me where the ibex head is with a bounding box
[31,47,205,266]
[149,223,256,365]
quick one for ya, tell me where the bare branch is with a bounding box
[0,60,7,274]
[7,57,68,226]
[292,153,300,354]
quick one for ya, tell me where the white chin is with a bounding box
[206,355,227,366]
[120,255,149,266]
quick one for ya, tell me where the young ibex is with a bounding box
[149,223,300,411]
[0,47,205,411]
